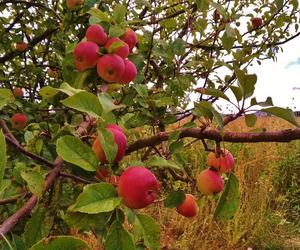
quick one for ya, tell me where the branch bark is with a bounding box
[126,127,300,154]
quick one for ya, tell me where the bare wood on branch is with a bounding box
[126,127,300,154]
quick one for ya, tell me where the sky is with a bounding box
[249,35,300,111]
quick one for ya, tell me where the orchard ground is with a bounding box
[147,116,300,250]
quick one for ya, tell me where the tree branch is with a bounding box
[0,119,55,168]
[0,118,94,239]
[0,28,58,64]
[126,127,300,154]
[0,157,63,239]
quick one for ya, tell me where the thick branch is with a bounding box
[126,127,300,154]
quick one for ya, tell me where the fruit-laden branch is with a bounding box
[0,157,63,239]
[126,127,300,154]
[0,28,58,64]
[0,118,94,239]
[0,119,54,168]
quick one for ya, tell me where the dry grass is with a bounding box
[145,116,300,250]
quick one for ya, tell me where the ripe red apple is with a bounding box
[207,149,235,173]
[119,59,137,84]
[15,42,28,52]
[104,37,129,59]
[13,87,23,97]
[120,28,138,52]
[74,41,99,72]
[11,113,28,130]
[118,166,160,209]
[92,124,127,164]
[251,17,263,28]
[85,24,108,46]
[66,0,83,10]
[97,54,125,82]
[196,169,223,195]
[176,194,198,218]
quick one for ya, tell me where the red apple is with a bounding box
[15,42,28,52]
[196,169,223,195]
[92,124,127,164]
[97,54,125,82]
[104,37,129,59]
[13,87,23,97]
[251,17,263,28]
[119,59,137,84]
[207,149,235,173]
[176,194,198,218]
[74,41,99,72]
[121,28,138,52]
[11,113,27,130]
[66,0,83,10]
[118,166,160,209]
[85,24,108,46]
[106,124,125,133]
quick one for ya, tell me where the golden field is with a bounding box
[144,116,300,250]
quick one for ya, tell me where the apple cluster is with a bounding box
[92,124,160,210]
[74,24,138,84]
[196,148,235,195]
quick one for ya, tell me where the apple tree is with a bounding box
[0,0,299,249]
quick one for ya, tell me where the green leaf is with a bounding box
[69,183,121,214]
[193,101,213,119]
[21,170,44,196]
[61,91,102,117]
[230,86,243,102]
[59,82,84,96]
[200,88,230,101]
[214,173,240,220]
[98,93,125,113]
[0,88,14,110]
[29,236,90,250]
[193,101,223,128]
[73,70,92,89]
[24,207,53,248]
[97,127,118,164]
[164,190,185,208]
[221,32,234,51]
[133,84,148,97]
[245,114,257,127]
[261,107,299,127]
[109,25,125,37]
[171,38,185,56]
[235,69,257,99]
[209,1,226,16]
[39,86,59,100]
[0,130,6,190]
[113,4,126,24]
[64,212,108,231]
[135,214,160,250]
[146,156,182,170]
[105,220,135,250]
[251,96,273,107]
[56,135,98,171]
[88,8,110,22]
